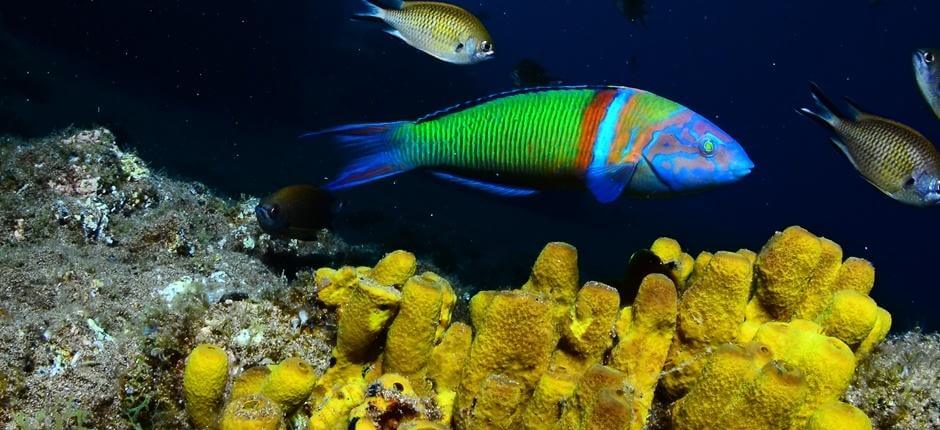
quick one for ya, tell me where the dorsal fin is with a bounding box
[842,97,874,121]
[415,85,628,124]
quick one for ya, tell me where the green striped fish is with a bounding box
[306,86,754,203]
[355,0,494,64]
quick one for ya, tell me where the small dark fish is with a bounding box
[255,185,337,240]
[511,59,561,88]
[913,49,940,119]
[799,84,940,206]
[614,0,648,25]
[619,248,677,302]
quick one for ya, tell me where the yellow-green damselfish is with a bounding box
[355,0,494,64]
[800,84,940,207]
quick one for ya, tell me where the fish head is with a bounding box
[255,201,289,234]
[465,35,495,63]
[913,49,938,78]
[905,169,940,206]
[635,110,754,193]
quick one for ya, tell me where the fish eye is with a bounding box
[481,41,492,52]
[268,204,280,217]
[923,51,935,64]
[700,137,716,156]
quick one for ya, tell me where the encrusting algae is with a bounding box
[180,226,894,430]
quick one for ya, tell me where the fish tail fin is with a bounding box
[352,0,386,20]
[300,121,413,191]
[798,82,843,129]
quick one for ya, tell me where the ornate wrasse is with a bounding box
[307,86,753,203]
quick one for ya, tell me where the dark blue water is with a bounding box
[2,0,938,330]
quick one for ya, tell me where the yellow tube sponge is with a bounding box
[817,289,878,347]
[232,366,270,400]
[755,226,822,319]
[792,238,843,320]
[855,307,891,361]
[463,374,525,430]
[334,279,402,364]
[383,273,451,391]
[583,389,634,430]
[428,322,472,394]
[316,266,360,308]
[806,401,873,430]
[219,394,283,430]
[560,281,620,363]
[831,257,875,295]
[608,274,677,430]
[428,323,472,425]
[683,251,713,293]
[184,343,230,430]
[736,248,757,265]
[521,371,578,430]
[651,237,682,262]
[456,291,556,429]
[367,250,416,287]
[308,366,367,430]
[560,365,632,430]
[678,251,753,347]
[752,320,856,427]
[260,357,318,410]
[521,242,580,309]
[469,290,496,330]
[676,252,696,286]
[671,343,771,430]
[716,360,807,430]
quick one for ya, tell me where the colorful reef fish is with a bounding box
[306,86,754,203]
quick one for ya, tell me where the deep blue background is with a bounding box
[2,0,938,330]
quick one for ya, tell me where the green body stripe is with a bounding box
[397,89,597,175]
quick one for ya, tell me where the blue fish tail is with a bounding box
[300,122,412,191]
[798,83,843,129]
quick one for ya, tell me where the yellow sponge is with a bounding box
[219,394,283,430]
[334,279,402,364]
[383,273,451,392]
[561,281,620,363]
[855,307,891,361]
[806,400,873,430]
[184,343,230,429]
[367,250,416,287]
[260,357,318,410]
[831,257,875,295]
[678,251,753,348]
[755,226,822,319]
[521,242,580,309]
[231,366,270,400]
[608,274,677,430]
[817,289,878,347]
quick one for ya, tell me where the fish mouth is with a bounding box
[732,166,753,178]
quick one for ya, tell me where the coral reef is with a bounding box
[1,128,938,430]
[846,331,940,429]
[0,129,376,427]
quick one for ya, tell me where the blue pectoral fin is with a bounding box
[586,164,636,203]
[430,172,539,197]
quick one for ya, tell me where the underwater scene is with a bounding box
[1,0,939,428]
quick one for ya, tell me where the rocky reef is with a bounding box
[0,129,938,430]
